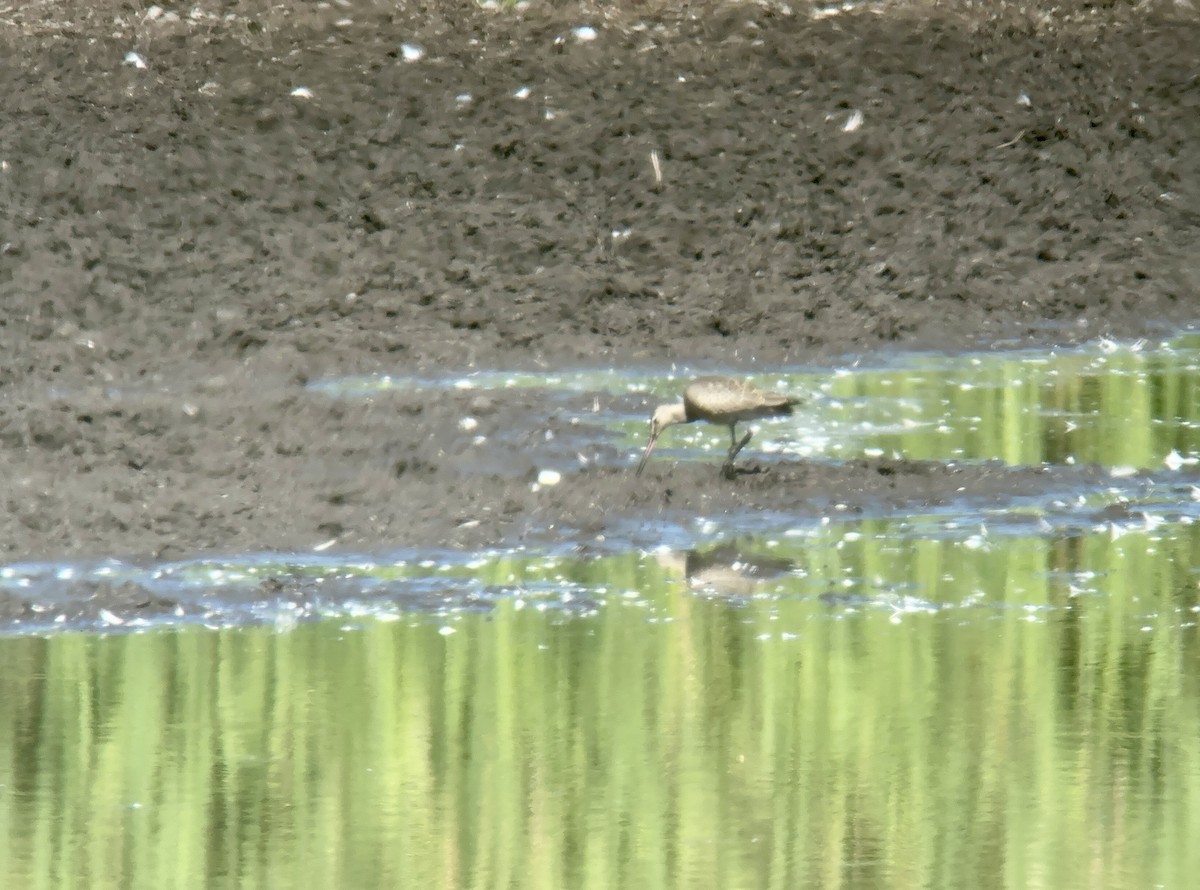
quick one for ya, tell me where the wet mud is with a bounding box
[2,1,1199,607]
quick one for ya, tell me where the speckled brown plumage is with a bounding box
[637,377,801,478]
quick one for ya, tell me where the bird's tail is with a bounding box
[768,395,803,415]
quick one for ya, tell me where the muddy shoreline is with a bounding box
[2,1,1199,578]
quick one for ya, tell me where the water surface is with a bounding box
[3,334,1199,888]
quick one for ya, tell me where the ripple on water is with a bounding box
[5,334,1198,634]
[0,489,1196,636]
[309,333,1200,474]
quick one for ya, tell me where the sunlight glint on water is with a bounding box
[1,516,1200,888]
[612,334,1200,471]
[2,333,1199,888]
[311,333,1200,472]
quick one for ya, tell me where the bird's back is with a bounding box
[683,376,799,423]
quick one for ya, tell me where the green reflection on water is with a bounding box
[310,335,1200,473]
[2,520,1199,889]
[818,337,1200,468]
[615,335,1200,471]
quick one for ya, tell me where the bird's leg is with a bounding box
[721,424,755,478]
[721,424,738,477]
[729,428,754,462]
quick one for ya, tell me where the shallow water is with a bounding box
[313,333,1200,474]
[616,335,1200,472]
[2,518,1199,888]
[3,334,1200,888]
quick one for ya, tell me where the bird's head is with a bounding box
[636,403,687,476]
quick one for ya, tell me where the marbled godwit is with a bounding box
[636,376,800,478]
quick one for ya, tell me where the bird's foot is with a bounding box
[721,461,766,480]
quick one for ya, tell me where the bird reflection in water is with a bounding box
[655,544,796,598]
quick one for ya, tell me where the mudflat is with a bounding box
[2,0,1198,565]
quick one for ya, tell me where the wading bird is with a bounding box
[636,376,800,478]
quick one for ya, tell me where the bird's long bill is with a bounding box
[636,432,659,476]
